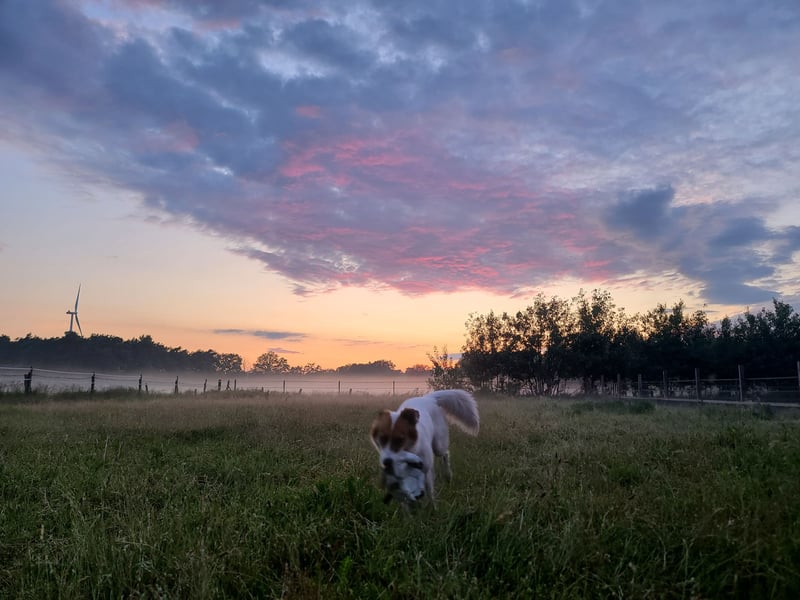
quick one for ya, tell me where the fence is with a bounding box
[3,364,800,406]
[588,363,800,406]
[0,366,431,397]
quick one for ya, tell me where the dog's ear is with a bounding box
[371,410,392,446]
[399,408,419,425]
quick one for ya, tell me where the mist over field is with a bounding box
[0,366,430,396]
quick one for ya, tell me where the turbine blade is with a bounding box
[74,284,81,311]
[75,314,83,337]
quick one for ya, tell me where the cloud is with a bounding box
[604,187,797,305]
[214,328,306,341]
[1,0,799,307]
[268,347,302,355]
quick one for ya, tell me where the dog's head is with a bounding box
[370,407,419,475]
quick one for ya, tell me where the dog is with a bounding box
[370,389,479,502]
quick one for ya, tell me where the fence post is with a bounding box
[393,380,396,395]
[138,374,143,394]
[90,372,95,394]
[738,365,745,402]
[174,376,179,395]
[218,379,222,391]
[203,379,207,393]
[338,380,341,394]
[283,380,286,393]
[695,368,701,404]
[662,371,668,399]
[24,367,33,395]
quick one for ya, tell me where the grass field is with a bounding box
[1,391,799,598]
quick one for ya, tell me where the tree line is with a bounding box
[450,290,800,395]
[0,333,430,376]
[250,352,429,376]
[0,333,245,373]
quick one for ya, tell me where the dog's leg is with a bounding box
[441,452,452,482]
[424,468,436,502]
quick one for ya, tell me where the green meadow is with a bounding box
[1,392,799,598]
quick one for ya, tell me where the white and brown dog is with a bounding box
[370,389,479,502]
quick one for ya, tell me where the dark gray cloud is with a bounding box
[214,329,306,341]
[604,188,798,305]
[1,0,799,307]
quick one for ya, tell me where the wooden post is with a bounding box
[695,368,701,404]
[234,379,237,391]
[90,372,95,394]
[338,380,341,394]
[24,367,33,395]
[738,365,745,402]
[138,374,143,394]
[393,380,396,395]
[174,376,179,395]
[203,379,207,393]
[283,380,286,393]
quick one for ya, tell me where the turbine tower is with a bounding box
[66,284,83,336]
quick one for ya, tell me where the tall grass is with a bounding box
[1,392,799,598]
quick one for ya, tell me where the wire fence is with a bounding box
[582,365,800,406]
[3,364,799,407]
[0,366,431,397]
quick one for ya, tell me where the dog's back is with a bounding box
[398,389,479,460]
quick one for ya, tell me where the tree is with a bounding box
[568,289,621,393]
[214,352,244,374]
[461,310,505,389]
[336,360,398,375]
[638,301,713,378]
[427,346,467,390]
[404,364,431,375]
[252,351,291,374]
[505,294,575,395]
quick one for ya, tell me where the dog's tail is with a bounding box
[432,389,479,435]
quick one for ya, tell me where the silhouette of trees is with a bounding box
[336,360,399,375]
[459,290,800,392]
[0,332,244,373]
[252,351,291,374]
[404,364,432,376]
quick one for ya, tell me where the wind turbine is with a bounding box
[66,284,83,336]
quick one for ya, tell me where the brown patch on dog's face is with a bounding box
[370,408,419,452]
[371,410,393,449]
[390,408,419,451]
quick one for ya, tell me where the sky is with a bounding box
[1,0,799,371]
